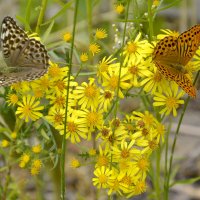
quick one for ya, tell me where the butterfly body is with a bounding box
[0,16,49,86]
[153,25,200,97]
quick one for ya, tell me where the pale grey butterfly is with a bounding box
[0,16,50,86]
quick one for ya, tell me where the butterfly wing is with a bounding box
[1,16,29,67]
[153,36,179,65]
[0,67,47,86]
[0,16,50,86]
[154,61,196,97]
[177,25,200,65]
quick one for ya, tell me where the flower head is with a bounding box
[89,43,101,56]
[95,28,107,39]
[16,95,44,122]
[153,82,185,117]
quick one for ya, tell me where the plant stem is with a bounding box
[60,1,79,199]
[35,0,48,34]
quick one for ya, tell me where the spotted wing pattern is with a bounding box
[152,25,200,98]
[0,16,49,86]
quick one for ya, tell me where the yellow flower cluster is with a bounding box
[92,111,164,197]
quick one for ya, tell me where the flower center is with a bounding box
[23,105,31,116]
[166,97,178,109]
[109,76,118,89]
[55,96,66,107]
[104,91,112,99]
[127,42,137,54]
[97,155,109,167]
[99,174,107,184]
[54,113,63,124]
[68,122,77,132]
[99,63,108,73]
[129,65,138,75]
[85,85,97,98]
[148,140,158,150]
[154,71,162,82]
[87,112,98,125]
[121,175,132,186]
[55,80,65,91]
[101,128,109,137]
[137,158,149,171]
[121,149,130,159]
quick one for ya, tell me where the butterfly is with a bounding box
[152,25,200,98]
[0,16,50,86]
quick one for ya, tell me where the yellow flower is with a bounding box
[127,58,150,87]
[46,107,65,127]
[93,166,112,189]
[78,109,104,139]
[95,28,107,39]
[153,0,160,7]
[32,144,42,153]
[114,3,125,14]
[57,111,88,143]
[16,95,44,122]
[63,32,72,42]
[19,153,30,167]
[71,158,81,168]
[140,65,168,94]
[89,43,101,56]
[123,33,150,64]
[31,159,42,175]
[157,29,179,40]
[96,145,110,168]
[89,148,96,156]
[153,82,185,117]
[111,140,140,162]
[73,78,100,111]
[99,89,114,112]
[47,63,68,79]
[1,139,9,147]
[11,132,17,139]
[102,67,132,98]
[97,55,117,82]
[80,52,88,62]
[132,111,157,129]
[7,93,19,106]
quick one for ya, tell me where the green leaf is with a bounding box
[170,177,200,187]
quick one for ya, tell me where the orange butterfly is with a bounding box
[152,25,200,98]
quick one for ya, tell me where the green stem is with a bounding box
[35,0,48,34]
[60,1,79,199]
[148,0,154,41]
[114,0,130,119]
[155,146,161,200]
